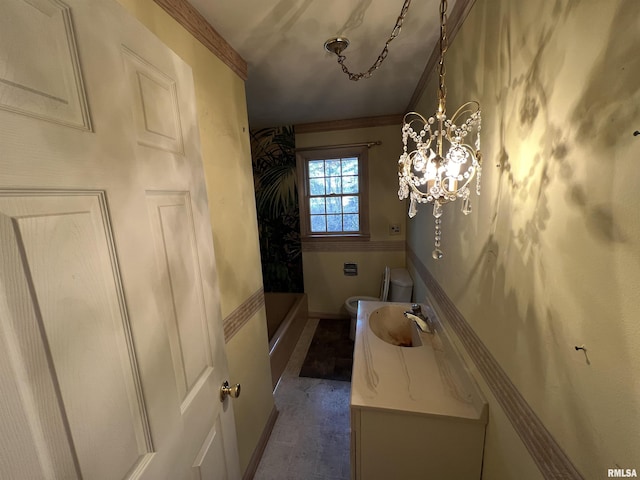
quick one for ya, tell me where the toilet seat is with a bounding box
[344,266,392,318]
[345,295,380,317]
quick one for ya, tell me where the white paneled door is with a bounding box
[0,0,241,479]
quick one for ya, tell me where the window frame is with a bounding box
[296,146,370,241]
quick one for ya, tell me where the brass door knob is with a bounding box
[220,381,241,401]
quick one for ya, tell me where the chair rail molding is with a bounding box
[407,246,583,480]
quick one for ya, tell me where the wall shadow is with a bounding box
[446,0,640,473]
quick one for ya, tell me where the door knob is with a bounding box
[220,381,241,401]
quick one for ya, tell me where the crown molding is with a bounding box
[295,114,403,134]
[153,0,248,80]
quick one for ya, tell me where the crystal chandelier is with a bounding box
[397,0,482,260]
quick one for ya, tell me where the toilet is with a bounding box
[345,267,414,340]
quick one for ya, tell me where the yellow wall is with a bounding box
[407,0,640,478]
[115,0,274,474]
[296,125,408,315]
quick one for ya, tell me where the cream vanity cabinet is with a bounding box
[350,302,488,480]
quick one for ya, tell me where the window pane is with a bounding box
[343,175,358,194]
[343,196,359,213]
[343,214,359,231]
[309,197,325,214]
[303,152,364,237]
[325,159,341,177]
[327,215,342,232]
[310,215,326,232]
[326,177,341,195]
[326,197,341,214]
[309,178,325,195]
[342,158,358,176]
[308,160,324,178]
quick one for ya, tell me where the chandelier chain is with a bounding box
[438,0,448,112]
[337,0,412,81]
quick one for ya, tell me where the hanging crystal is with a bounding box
[408,196,418,218]
[432,217,443,259]
[462,196,472,215]
[475,119,482,196]
[433,200,443,218]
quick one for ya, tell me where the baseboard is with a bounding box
[242,405,279,480]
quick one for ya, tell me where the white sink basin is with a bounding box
[368,305,422,347]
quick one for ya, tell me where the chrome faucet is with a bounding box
[404,304,432,334]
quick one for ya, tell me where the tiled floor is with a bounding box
[254,318,352,480]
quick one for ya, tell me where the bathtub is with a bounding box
[264,292,308,389]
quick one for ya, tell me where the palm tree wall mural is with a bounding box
[250,126,304,293]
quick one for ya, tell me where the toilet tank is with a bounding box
[388,268,413,302]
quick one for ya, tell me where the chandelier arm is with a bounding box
[441,174,476,196]
[403,111,430,124]
[407,181,434,200]
[441,142,480,195]
[334,0,412,81]
[401,141,481,200]
[448,101,481,122]
[451,143,482,160]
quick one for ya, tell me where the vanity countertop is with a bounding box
[351,301,487,423]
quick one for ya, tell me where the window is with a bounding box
[297,146,369,239]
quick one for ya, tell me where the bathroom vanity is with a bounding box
[350,301,488,480]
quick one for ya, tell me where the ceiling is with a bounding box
[188,0,456,129]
